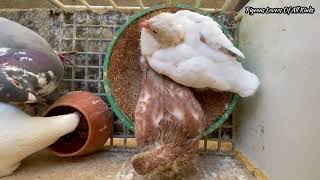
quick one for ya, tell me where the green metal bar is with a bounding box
[195,0,202,8]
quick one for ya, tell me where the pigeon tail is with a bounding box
[132,120,201,175]
[131,144,176,175]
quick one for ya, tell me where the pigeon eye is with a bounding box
[11,79,23,89]
[152,30,158,34]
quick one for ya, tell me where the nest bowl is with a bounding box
[103,4,239,136]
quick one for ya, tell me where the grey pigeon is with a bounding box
[0,17,64,103]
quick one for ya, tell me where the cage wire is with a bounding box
[59,8,237,155]
[1,0,243,155]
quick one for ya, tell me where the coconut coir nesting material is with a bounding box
[108,8,233,128]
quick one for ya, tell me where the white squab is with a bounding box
[140,12,260,97]
[0,102,80,177]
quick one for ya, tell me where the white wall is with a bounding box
[236,0,320,180]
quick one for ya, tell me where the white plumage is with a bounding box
[140,10,260,97]
[174,10,245,58]
[140,28,159,57]
[0,103,80,177]
[149,44,259,97]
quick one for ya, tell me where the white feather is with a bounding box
[0,103,80,177]
[140,28,160,57]
[140,10,259,97]
[149,44,259,97]
[174,10,245,59]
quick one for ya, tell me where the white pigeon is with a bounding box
[149,44,259,97]
[140,12,260,97]
[139,13,184,67]
[0,102,80,177]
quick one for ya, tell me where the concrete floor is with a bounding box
[1,149,255,180]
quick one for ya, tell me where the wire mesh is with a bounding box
[57,10,237,155]
[0,0,241,155]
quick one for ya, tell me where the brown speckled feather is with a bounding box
[133,63,206,175]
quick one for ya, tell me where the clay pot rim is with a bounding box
[45,103,92,157]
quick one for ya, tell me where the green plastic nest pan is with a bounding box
[103,4,240,137]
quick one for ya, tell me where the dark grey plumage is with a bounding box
[0,17,64,103]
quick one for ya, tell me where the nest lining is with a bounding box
[108,8,233,129]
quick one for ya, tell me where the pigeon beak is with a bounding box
[140,20,151,29]
[25,92,37,103]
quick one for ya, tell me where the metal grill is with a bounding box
[54,5,238,155]
[57,10,138,152]
[0,2,235,155]
[0,0,241,155]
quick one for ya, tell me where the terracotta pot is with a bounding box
[44,91,113,157]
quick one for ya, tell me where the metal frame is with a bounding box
[48,0,234,12]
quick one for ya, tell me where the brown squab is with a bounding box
[132,64,206,176]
